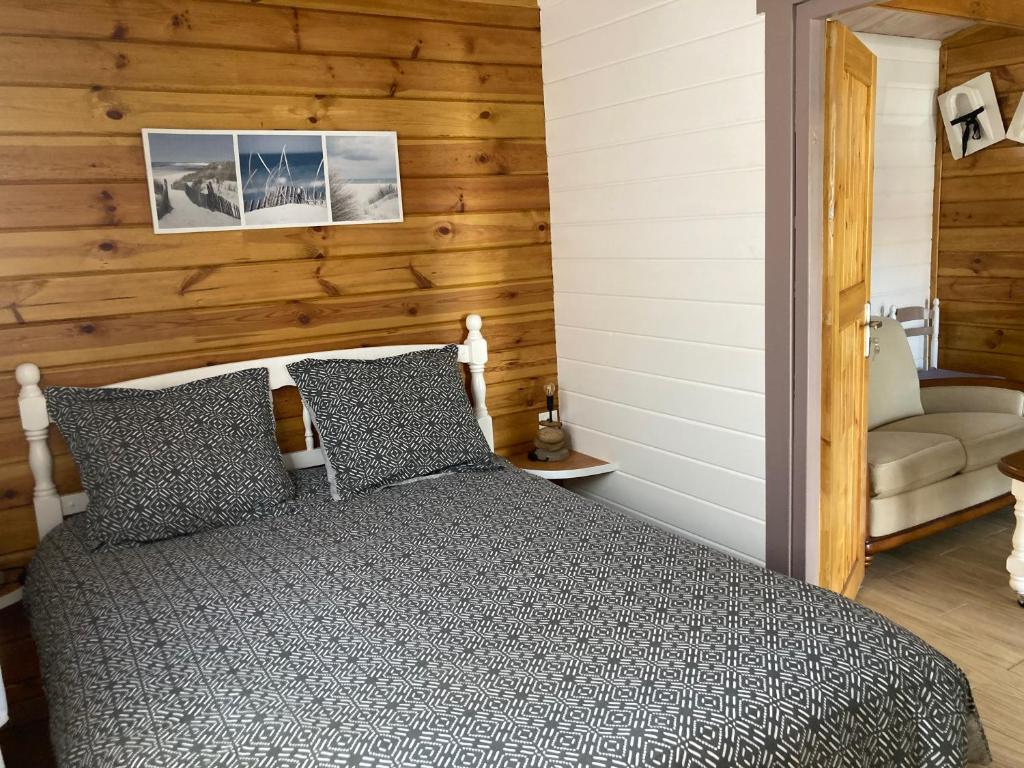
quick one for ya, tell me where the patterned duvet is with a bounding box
[26,465,990,767]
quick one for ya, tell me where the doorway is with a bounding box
[761,0,1024,584]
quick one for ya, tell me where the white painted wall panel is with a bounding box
[547,122,764,191]
[577,473,765,561]
[558,358,765,436]
[556,326,764,392]
[543,0,759,81]
[546,74,764,155]
[857,33,940,367]
[544,22,764,119]
[567,427,765,518]
[551,214,764,261]
[554,294,764,349]
[558,393,765,479]
[553,258,764,303]
[541,0,766,562]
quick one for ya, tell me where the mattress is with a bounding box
[26,465,990,767]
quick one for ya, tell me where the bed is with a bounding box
[17,316,991,767]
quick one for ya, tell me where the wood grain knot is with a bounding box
[98,241,116,252]
[105,109,124,120]
[115,53,129,69]
[436,224,452,236]
[297,313,311,325]
[478,110,492,120]
[78,323,96,335]
[170,12,192,29]
[111,22,127,40]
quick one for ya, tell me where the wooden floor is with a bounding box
[858,506,1024,768]
[3,511,1021,767]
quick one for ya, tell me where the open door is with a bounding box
[819,21,876,598]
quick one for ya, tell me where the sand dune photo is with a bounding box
[325,133,404,225]
[142,130,403,233]
[143,131,243,233]
[237,133,330,229]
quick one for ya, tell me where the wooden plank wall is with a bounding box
[935,25,1024,377]
[0,0,549,739]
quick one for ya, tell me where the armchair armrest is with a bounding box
[920,383,1024,416]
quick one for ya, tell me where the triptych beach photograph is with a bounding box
[142,130,403,234]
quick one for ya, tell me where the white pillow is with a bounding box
[868,317,924,430]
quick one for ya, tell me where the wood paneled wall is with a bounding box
[0,0,549,736]
[935,25,1024,377]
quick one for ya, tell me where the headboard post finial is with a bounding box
[17,363,63,540]
[464,314,494,450]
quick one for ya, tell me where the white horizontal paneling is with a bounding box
[551,168,764,224]
[874,140,936,169]
[874,166,934,194]
[857,32,940,62]
[567,426,765,518]
[548,121,764,190]
[547,74,764,156]
[542,0,760,82]
[541,0,767,559]
[555,293,764,349]
[558,358,764,435]
[872,214,933,245]
[875,86,936,120]
[553,258,763,304]
[574,473,765,561]
[857,33,939,370]
[556,326,764,392]
[551,214,764,261]
[559,392,765,478]
[544,21,763,120]
[540,0,670,45]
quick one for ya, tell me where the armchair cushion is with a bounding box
[920,386,1024,416]
[877,411,1024,473]
[867,431,966,499]
[868,317,924,429]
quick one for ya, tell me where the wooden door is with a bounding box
[819,22,876,598]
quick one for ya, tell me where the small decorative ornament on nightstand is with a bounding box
[529,383,570,462]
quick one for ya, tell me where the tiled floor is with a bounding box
[858,507,1024,767]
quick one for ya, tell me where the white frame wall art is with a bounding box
[141,129,404,234]
[937,73,1006,160]
[1007,93,1024,145]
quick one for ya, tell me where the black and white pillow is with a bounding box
[287,346,494,499]
[47,368,294,548]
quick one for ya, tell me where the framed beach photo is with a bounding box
[324,132,404,225]
[236,132,331,229]
[142,130,244,234]
[142,129,403,233]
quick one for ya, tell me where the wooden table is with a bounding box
[996,451,1024,606]
[508,450,617,483]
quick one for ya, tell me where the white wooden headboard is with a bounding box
[17,314,493,541]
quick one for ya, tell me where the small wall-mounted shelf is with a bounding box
[509,450,618,481]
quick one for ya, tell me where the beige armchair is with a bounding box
[866,318,1024,558]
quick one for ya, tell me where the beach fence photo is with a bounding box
[325,133,403,225]
[140,130,404,233]
[237,133,330,228]
[142,131,243,233]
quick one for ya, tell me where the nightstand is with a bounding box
[509,450,618,483]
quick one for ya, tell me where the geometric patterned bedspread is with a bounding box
[26,465,990,767]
